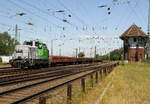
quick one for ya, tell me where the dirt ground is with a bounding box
[0,63,11,68]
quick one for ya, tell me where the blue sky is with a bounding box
[0,0,149,57]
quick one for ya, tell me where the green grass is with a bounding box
[100,63,150,104]
[45,63,150,104]
[75,63,150,104]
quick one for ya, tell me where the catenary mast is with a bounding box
[148,0,150,36]
[146,0,150,58]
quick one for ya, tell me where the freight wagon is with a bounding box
[50,56,102,66]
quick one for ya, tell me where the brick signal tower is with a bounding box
[120,24,148,61]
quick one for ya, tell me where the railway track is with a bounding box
[0,64,99,86]
[0,62,118,104]
[0,63,106,104]
[0,67,11,69]
[0,69,71,86]
[0,67,19,71]
[0,63,97,76]
[0,64,102,92]
[0,63,102,88]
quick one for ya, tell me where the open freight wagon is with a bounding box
[50,56,102,66]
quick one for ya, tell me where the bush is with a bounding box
[121,59,125,66]
[143,58,150,64]
[0,57,2,63]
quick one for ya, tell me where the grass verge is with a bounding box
[80,63,150,104]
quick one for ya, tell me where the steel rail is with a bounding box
[0,63,94,76]
[0,64,100,85]
[11,64,110,104]
[0,65,103,96]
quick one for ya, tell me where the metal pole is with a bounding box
[109,52,111,61]
[59,45,61,56]
[51,40,53,56]
[67,84,72,104]
[146,0,150,59]
[59,48,61,56]
[79,47,80,53]
[148,0,150,36]
[15,24,18,45]
[90,47,92,57]
[75,48,78,58]
[18,32,20,43]
[109,48,111,61]
[94,46,97,58]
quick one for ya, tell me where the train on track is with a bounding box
[9,40,102,69]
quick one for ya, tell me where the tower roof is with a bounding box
[120,24,148,40]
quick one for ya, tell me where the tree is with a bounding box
[0,57,2,63]
[95,54,100,58]
[0,32,19,55]
[110,49,122,61]
[78,52,85,57]
[97,48,122,61]
[96,54,109,60]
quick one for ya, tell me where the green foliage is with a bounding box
[78,52,85,57]
[95,54,99,58]
[95,54,108,60]
[110,49,122,61]
[121,59,125,66]
[97,48,122,61]
[0,32,19,55]
[143,58,150,64]
[0,58,1,63]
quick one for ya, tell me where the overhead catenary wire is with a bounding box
[36,0,93,36]
[57,0,87,26]
[108,0,133,34]
[18,0,78,28]
[39,0,79,29]
[127,0,145,27]
[6,0,68,41]
[57,0,98,35]
[74,0,93,25]
[0,0,141,56]
[7,0,63,29]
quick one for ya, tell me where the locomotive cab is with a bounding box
[10,40,49,69]
[9,45,38,69]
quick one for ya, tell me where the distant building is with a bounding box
[120,24,148,61]
[0,56,12,63]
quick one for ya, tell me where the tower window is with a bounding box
[134,38,137,42]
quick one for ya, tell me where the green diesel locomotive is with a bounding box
[9,40,49,69]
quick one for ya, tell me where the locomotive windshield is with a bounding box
[43,44,47,48]
[38,44,42,49]
[15,50,23,53]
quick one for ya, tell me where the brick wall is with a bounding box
[128,48,144,61]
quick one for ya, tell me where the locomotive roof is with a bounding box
[24,40,46,46]
[120,24,148,40]
[15,45,38,48]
